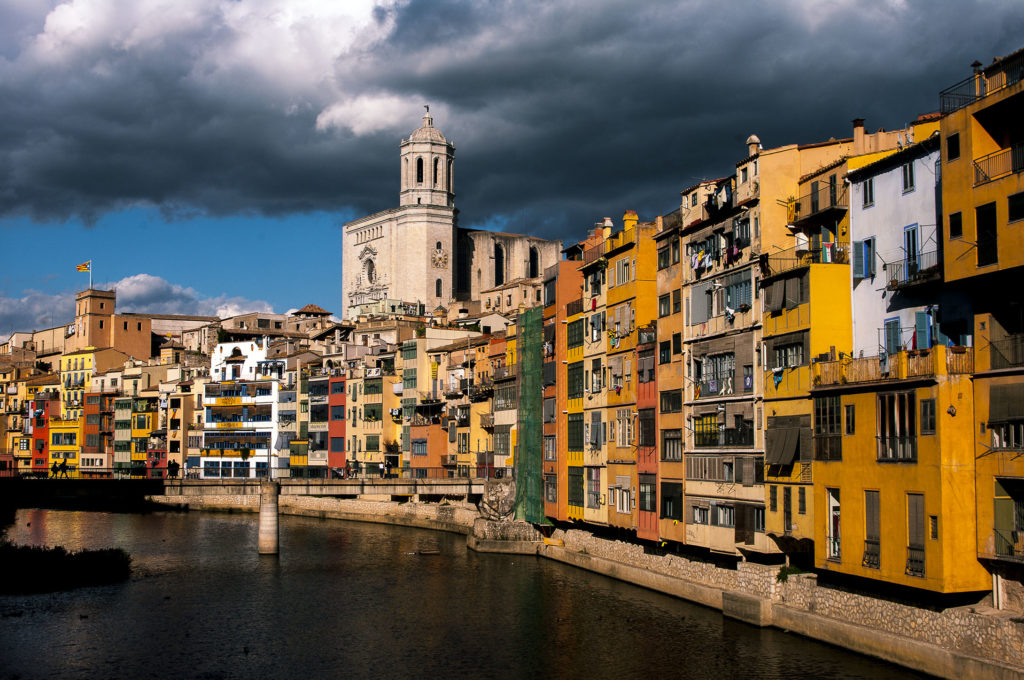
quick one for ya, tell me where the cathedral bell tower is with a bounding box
[400,106,455,208]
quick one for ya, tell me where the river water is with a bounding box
[0,509,928,679]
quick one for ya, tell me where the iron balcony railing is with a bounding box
[885,250,941,290]
[993,529,1024,561]
[480,413,494,429]
[940,52,1024,113]
[974,142,1024,185]
[696,370,735,399]
[761,241,849,278]
[991,334,1024,370]
[566,298,584,317]
[863,539,880,569]
[877,435,917,463]
[790,182,848,224]
[826,534,841,562]
[906,546,925,577]
[693,427,754,448]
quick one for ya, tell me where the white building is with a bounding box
[200,340,282,478]
[848,135,971,358]
[341,109,561,319]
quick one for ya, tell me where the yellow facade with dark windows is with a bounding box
[810,346,989,593]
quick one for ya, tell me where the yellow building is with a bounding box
[810,345,989,592]
[48,415,82,476]
[59,347,129,421]
[565,283,586,521]
[938,49,1024,609]
[130,394,159,472]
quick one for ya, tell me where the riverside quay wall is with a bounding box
[148,495,1024,680]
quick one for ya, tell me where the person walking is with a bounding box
[378,461,384,478]
[58,460,68,478]
[50,461,58,478]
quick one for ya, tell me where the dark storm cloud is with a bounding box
[1,0,1022,241]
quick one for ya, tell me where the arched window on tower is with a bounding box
[436,279,442,298]
[494,243,505,286]
[416,158,423,184]
[447,160,453,192]
[528,246,539,278]
[433,158,439,187]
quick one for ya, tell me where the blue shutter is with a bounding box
[915,311,930,349]
[853,240,864,278]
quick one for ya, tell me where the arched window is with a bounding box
[447,160,453,192]
[529,246,539,278]
[435,279,442,298]
[494,243,505,286]
[416,157,423,184]
[433,158,439,186]
[436,241,442,250]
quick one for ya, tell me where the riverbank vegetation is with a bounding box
[0,540,132,594]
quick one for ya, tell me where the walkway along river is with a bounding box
[0,509,928,680]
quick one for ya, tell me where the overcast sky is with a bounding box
[2,0,1022,339]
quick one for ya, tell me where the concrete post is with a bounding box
[258,479,280,555]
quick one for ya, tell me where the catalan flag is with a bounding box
[76,261,91,272]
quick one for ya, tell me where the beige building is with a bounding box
[341,110,561,319]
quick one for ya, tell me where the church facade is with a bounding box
[341,110,561,319]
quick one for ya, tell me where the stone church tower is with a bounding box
[341,110,561,320]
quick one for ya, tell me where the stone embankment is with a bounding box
[149,494,1024,680]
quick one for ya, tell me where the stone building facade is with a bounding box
[341,109,561,319]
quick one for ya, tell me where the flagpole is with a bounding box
[89,261,92,290]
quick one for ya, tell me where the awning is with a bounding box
[766,427,799,465]
[990,384,1024,423]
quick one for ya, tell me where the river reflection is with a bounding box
[0,509,929,680]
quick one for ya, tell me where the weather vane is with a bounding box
[424,104,430,113]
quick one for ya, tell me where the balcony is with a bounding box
[480,413,494,430]
[696,371,735,399]
[885,250,941,290]
[566,298,584,317]
[812,346,974,386]
[973,143,1024,186]
[940,52,1024,113]
[813,434,842,461]
[693,427,754,448]
[991,334,1024,370]
[993,529,1024,562]
[877,435,917,463]
[789,183,848,226]
[442,454,459,467]
[492,364,517,381]
[760,241,849,279]
[905,546,925,577]
[862,539,880,569]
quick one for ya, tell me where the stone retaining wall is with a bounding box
[552,528,1024,677]
[149,494,478,534]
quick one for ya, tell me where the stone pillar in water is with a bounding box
[258,479,279,555]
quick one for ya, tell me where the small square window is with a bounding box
[920,399,936,435]
[948,211,963,239]
[863,177,874,207]
[1009,192,1024,223]
[902,163,915,192]
[946,133,960,161]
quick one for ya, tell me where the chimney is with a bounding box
[852,118,865,154]
[622,210,638,231]
[745,134,761,157]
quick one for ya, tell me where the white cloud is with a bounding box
[0,273,274,342]
[316,94,428,136]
